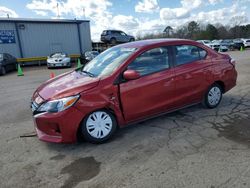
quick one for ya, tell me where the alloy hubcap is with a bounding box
[86,111,112,139]
[208,86,221,106]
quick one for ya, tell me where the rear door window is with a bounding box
[174,45,207,66]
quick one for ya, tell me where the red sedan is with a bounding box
[31,39,237,143]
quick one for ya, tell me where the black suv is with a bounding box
[101,30,135,44]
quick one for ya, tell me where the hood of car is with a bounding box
[35,70,100,100]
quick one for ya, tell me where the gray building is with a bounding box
[0,18,92,58]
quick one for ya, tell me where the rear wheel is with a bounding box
[203,84,222,108]
[110,38,116,45]
[0,66,6,75]
[80,110,117,143]
[130,38,135,42]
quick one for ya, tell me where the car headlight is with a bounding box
[37,95,80,113]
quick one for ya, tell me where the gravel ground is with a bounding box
[0,50,250,188]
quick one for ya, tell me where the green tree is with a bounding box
[163,26,173,37]
[206,24,218,40]
[187,21,200,39]
[217,26,229,39]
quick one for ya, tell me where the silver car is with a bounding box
[47,52,71,68]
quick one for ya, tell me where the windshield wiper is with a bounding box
[81,70,95,77]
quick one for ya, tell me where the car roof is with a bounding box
[104,29,122,32]
[115,38,198,49]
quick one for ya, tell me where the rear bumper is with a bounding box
[224,68,237,93]
[33,107,84,143]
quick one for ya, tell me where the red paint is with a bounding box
[32,39,237,143]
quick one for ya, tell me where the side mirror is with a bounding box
[123,70,140,80]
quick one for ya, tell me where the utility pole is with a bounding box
[83,8,85,19]
[57,3,60,18]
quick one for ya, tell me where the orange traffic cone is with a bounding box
[50,72,55,78]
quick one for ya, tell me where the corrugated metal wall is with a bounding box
[0,22,21,57]
[79,22,92,53]
[0,21,91,58]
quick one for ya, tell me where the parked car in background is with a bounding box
[219,46,229,52]
[80,51,99,64]
[0,53,17,75]
[101,30,135,44]
[220,39,234,50]
[47,52,71,68]
[233,39,244,50]
[31,39,237,144]
[210,40,221,51]
[242,39,250,48]
[197,40,212,48]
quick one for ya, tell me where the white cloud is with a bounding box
[160,8,190,20]
[193,5,249,26]
[160,0,249,26]
[135,0,159,13]
[26,0,114,41]
[181,0,202,10]
[0,6,18,18]
[160,0,202,21]
[34,10,48,16]
[25,0,249,41]
[112,15,139,31]
[208,0,223,5]
[26,0,113,19]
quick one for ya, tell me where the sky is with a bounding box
[0,0,250,41]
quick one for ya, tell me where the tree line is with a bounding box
[137,20,250,41]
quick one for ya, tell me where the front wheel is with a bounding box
[0,66,6,75]
[203,84,222,108]
[80,110,117,143]
[130,38,135,42]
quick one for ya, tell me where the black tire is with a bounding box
[80,110,117,143]
[0,66,6,75]
[67,63,72,68]
[130,38,135,42]
[110,38,116,45]
[202,84,222,109]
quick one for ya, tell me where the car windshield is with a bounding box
[102,31,107,35]
[204,40,210,44]
[0,54,3,60]
[82,47,136,77]
[50,53,66,58]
